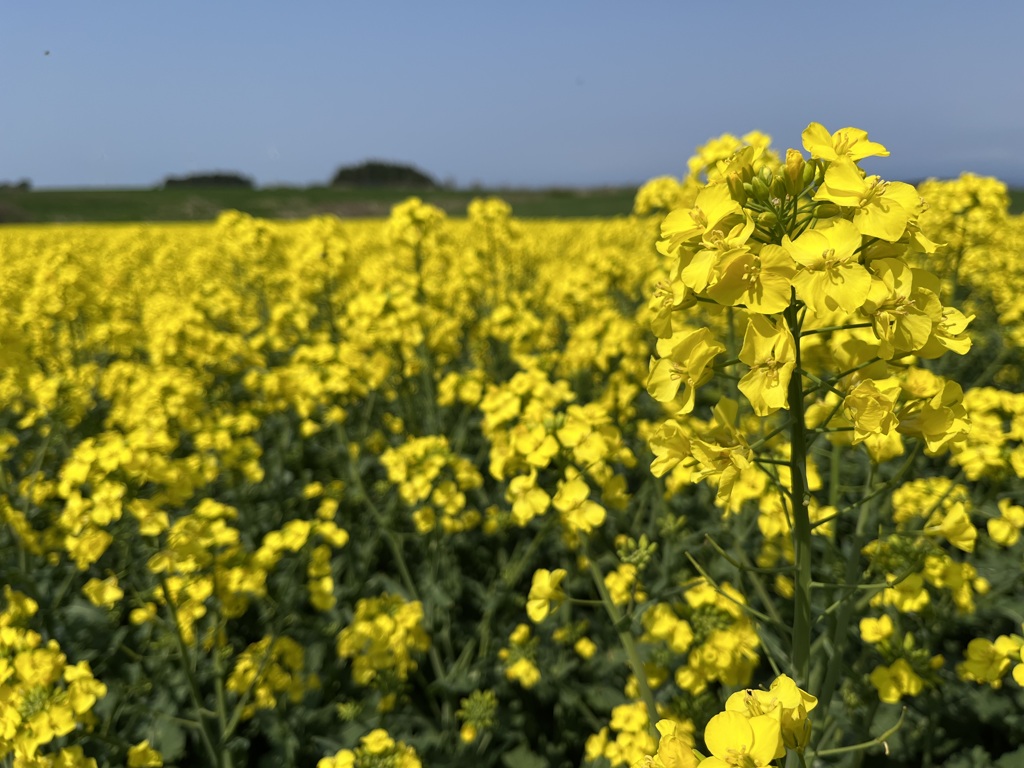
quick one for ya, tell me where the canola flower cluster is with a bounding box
[0,124,1022,766]
[646,123,971,505]
[0,588,106,765]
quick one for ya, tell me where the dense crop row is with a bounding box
[1,128,1023,768]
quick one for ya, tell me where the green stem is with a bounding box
[587,552,659,742]
[826,357,884,387]
[338,424,450,724]
[211,629,235,768]
[784,299,813,687]
[223,630,278,741]
[811,443,921,530]
[812,708,905,759]
[812,463,875,716]
[158,576,222,768]
[800,322,872,337]
[684,552,782,629]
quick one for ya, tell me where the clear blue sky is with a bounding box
[2,1,1022,189]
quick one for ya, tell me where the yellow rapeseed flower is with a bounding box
[526,568,567,623]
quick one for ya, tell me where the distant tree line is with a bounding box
[2,161,440,197]
[330,160,437,188]
[153,162,437,190]
[163,173,254,189]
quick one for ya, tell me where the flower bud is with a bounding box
[814,201,841,218]
[750,177,770,202]
[770,176,787,200]
[727,173,748,205]
[756,211,778,230]
[785,149,806,196]
[758,166,774,185]
[802,161,818,188]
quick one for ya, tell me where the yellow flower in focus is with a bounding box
[737,315,796,417]
[705,244,795,315]
[678,215,756,294]
[862,259,941,359]
[651,718,698,768]
[801,122,890,162]
[784,219,871,315]
[526,568,567,623]
[700,711,781,768]
[660,184,743,254]
[649,278,695,339]
[647,327,725,414]
[897,379,971,455]
[842,378,901,449]
[815,161,920,242]
[648,419,692,478]
[724,674,817,751]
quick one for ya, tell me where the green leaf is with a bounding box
[996,745,1024,768]
[501,743,547,768]
[149,718,187,763]
[584,685,623,712]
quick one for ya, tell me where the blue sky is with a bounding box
[2,1,1023,189]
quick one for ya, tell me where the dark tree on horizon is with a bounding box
[330,160,436,188]
[163,172,254,189]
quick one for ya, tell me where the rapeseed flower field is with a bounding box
[2,126,1023,768]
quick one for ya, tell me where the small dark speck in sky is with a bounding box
[44,50,50,56]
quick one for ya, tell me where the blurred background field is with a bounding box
[1,184,1021,223]
[0,184,640,223]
